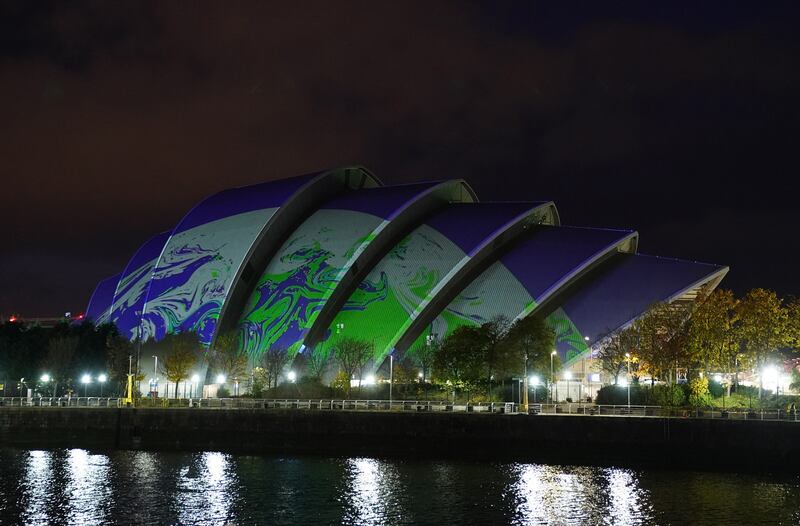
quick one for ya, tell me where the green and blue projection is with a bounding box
[85,167,728,371]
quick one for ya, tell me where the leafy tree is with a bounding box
[261,345,291,389]
[160,337,200,398]
[503,315,557,378]
[433,327,483,401]
[333,337,372,398]
[596,326,634,384]
[737,289,790,398]
[41,336,79,397]
[687,289,741,392]
[207,331,249,386]
[635,302,692,385]
[786,299,800,352]
[479,316,511,396]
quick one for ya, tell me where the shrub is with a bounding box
[688,377,710,407]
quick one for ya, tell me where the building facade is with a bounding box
[86,167,728,397]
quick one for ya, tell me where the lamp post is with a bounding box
[152,355,158,398]
[389,352,394,403]
[98,374,107,397]
[191,374,200,398]
[530,375,540,404]
[582,335,590,402]
[81,374,91,397]
[522,352,529,412]
[40,374,52,397]
[625,352,631,407]
[564,371,572,402]
[550,350,557,403]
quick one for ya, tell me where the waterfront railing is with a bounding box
[0,396,797,422]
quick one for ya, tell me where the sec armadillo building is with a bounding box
[85,167,728,392]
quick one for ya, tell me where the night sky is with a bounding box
[1,2,798,316]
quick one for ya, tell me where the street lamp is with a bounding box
[40,373,52,397]
[98,374,107,397]
[564,371,573,402]
[550,350,557,403]
[81,374,91,397]
[530,375,540,403]
[216,374,226,385]
[152,355,159,397]
[287,371,297,383]
[713,374,726,409]
[625,352,632,407]
[763,366,779,398]
[389,351,394,403]
[191,374,200,398]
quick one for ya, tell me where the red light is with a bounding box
[8,316,17,323]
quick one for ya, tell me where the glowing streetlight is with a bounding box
[216,374,226,384]
[81,374,91,397]
[40,373,50,383]
[287,371,297,383]
[365,375,375,386]
[763,366,779,397]
[530,375,541,403]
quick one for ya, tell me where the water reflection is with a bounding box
[0,448,799,525]
[175,452,237,524]
[20,450,54,525]
[64,449,112,524]
[512,464,654,525]
[341,457,408,525]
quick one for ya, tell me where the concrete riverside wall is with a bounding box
[1,408,799,471]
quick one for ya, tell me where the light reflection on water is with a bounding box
[0,448,798,525]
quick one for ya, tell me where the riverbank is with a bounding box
[1,407,798,471]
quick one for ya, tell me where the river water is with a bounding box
[0,448,798,525]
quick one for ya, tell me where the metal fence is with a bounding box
[1,397,797,422]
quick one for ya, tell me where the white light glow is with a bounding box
[713,374,722,383]
[617,377,628,388]
[216,374,226,384]
[191,374,200,383]
[98,374,107,383]
[80,374,91,384]
[287,371,297,383]
[40,374,50,383]
[564,371,573,380]
[365,375,376,386]
[590,373,601,383]
[530,375,540,386]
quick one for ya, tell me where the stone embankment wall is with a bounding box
[1,408,798,470]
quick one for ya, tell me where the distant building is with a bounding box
[85,167,727,398]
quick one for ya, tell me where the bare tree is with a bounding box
[306,349,330,382]
[261,345,290,388]
[207,331,249,388]
[333,337,372,398]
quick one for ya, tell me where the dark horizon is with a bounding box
[1,2,798,316]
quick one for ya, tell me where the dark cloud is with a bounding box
[1,1,798,315]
